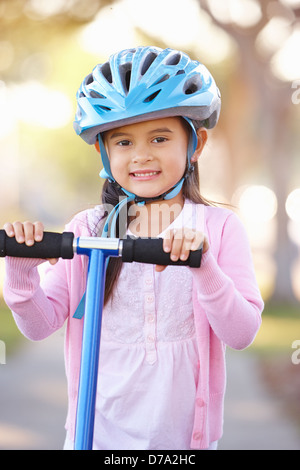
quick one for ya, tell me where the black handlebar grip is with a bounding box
[0,230,74,260]
[122,237,202,268]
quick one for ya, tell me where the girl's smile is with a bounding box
[129,169,161,180]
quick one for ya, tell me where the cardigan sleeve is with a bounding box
[191,210,264,350]
[2,206,105,341]
[3,250,70,341]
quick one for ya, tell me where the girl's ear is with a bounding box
[190,127,208,163]
[94,140,100,153]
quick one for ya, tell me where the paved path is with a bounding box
[0,330,68,450]
[0,333,299,450]
[220,349,300,450]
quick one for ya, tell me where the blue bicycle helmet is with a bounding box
[74,46,220,141]
[74,47,221,235]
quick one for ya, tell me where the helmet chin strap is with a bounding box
[98,118,198,238]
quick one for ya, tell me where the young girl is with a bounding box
[3,46,264,450]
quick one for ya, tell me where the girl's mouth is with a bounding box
[130,170,161,180]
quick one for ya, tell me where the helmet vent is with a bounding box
[101,62,113,84]
[90,91,105,99]
[119,63,132,94]
[85,74,94,86]
[143,89,161,103]
[154,74,170,85]
[141,52,158,76]
[165,52,181,66]
[124,69,131,93]
[96,105,111,112]
[183,76,202,95]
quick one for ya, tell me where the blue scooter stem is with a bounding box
[74,249,107,450]
[74,245,120,451]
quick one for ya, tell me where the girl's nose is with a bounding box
[132,146,153,164]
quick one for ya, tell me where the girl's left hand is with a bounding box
[155,228,209,272]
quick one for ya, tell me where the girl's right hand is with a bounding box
[3,221,58,265]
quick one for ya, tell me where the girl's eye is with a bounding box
[117,140,131,146]
[153,137,167,143]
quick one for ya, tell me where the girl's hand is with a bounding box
[155,228,209,272]
[3,221,58,265]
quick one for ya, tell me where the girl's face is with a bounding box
[103,117,190,199]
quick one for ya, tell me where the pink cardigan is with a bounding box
[3,204,264,449]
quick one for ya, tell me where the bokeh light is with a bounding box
[206,0,262,28]
[271,25,300,81]
[256,17,292,58]
[24,0,68,19]
[79,2,136,57]
[78,0,234,63]
[280,0,300,7]
[11,81,73,129]
[237,185,278,223]
[286,188,300,247]
[286,188,300,222]
[234,185,279,299]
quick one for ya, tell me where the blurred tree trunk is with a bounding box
[199,0,297,303]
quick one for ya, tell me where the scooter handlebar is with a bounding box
[122,236,202,268]
[0,230,202,268]
[0,230,75,260]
